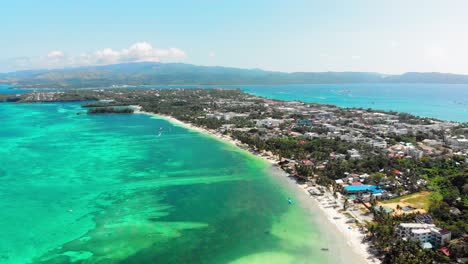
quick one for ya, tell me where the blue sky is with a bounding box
[1,0,468,73]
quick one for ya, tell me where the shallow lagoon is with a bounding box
[0,102,352,263]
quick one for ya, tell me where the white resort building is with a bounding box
[397,223,451,248]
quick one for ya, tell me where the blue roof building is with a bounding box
[345,185,384,194]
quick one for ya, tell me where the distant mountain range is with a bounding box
[1,62,468,88]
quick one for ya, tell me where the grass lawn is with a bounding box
[380,191,432,212]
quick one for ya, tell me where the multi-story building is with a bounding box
[398,223,451,248]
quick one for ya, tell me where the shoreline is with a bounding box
[268,167,377,264]
[132,105,379,264]
[132,106,279,165]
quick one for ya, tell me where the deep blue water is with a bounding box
[2,83,467,122]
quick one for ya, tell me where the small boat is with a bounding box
[157,132,162,137]
[321,248,329,251]
[287,198,293,205]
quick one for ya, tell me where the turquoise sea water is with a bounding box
[0,102,345,264]
[240,84,468,123]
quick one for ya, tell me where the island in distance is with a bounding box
[3,62,468,88]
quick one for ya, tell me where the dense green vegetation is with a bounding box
[87,107,134,114]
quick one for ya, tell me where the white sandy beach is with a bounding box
[133,106,379,264]
[267,166,378,264]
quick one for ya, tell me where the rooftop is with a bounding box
[345,185,384,194]
[412,229,431,234]
[399,223,436,228]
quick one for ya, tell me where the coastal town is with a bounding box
[2,88,467,263]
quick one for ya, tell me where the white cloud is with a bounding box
[12,42,186,70]
[47,50,65,60]
[84,42,186,65]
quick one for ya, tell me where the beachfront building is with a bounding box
[343,184,388,202]
[344,184,384,195]
[398,223,451,248]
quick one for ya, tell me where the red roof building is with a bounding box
[439,247,450,257]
